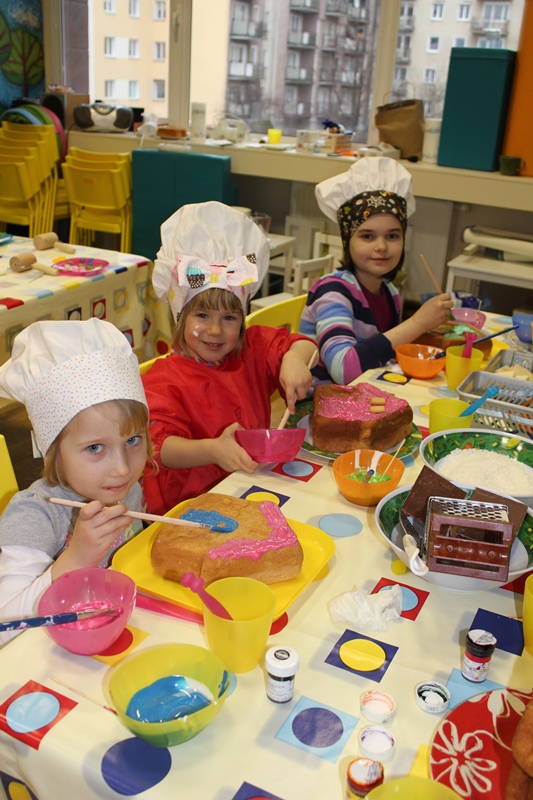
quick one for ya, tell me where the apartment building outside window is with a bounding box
[129,0,140,17]
[153,79,165,100]
[128,80,140,99]
[104,37,115,57]
[423,67,437,83]
[428,35,440,51]
[103,0,115,13]
[129,39,139,58]
[104,80,115,98]
[454,36,467,46]
[154,1,166,21]
[154,42,166,61]
[431,3,444,20]
[483,3,510,22]
[457,3,471,20]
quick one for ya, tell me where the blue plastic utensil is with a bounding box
[181,572,233,620]
[0,606,122,633]
[432,325,519,360]
[458,385,499,417]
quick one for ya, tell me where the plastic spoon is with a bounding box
[459,384,499,416]
[181,572,233,620]
[461,332,477,358]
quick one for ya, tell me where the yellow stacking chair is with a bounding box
[0,435,18,515]
[0,158,45,237]
[245,294,308,333]
[62,161,132,252]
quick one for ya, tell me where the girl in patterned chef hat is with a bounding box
[141,201,317,515]
[0,318,150,646]
[299,157,453,385]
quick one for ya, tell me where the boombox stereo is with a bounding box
[73,102,133,132]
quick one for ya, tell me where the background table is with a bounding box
[0,316,531,800]
[0,236,173,366]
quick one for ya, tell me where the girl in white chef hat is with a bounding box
[300,157,453,385]
[0,318,151,645]
[141,201,317,515]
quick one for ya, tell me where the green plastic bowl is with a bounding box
[108,643,229,746]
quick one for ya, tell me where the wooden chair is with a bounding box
[249,255,334,312]
[312,231,343,264]
[0,434,19,515]
[246,294,308,333]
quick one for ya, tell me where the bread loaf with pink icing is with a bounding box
[151,493,303,584]
[312,383,412,453]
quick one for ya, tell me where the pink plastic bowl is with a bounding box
[38,568,136,655]
[451,307,487,329]
[235,427,306,463]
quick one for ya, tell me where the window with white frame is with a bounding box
[104,80,115,98]
[103,0,115,12]
[104,37,115,56]
[478,36,504,47]
[482,3,510,22]
[431,3,444,20]
[153,79,165,100]
[400,2,415,21]
[154,41,166,61]
[423,67,437,83]
[457,3,471,20]
[428,36,440,52]
[129,0,139,17]
[128,80,139,99]
[454,36,467,46]
[129,39,139,58]
[394,66,407,82]
[154,1,166,20]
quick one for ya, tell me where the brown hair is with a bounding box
[43,399,154,488]
[172,287,246,356]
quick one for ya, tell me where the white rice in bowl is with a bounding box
[434,449,533,496]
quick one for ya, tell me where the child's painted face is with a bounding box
[349,213,404,289]
[57,405,147,503]
[183,307,243,362]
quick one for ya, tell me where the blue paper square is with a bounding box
[470,608,524,655]
[275,695,359,763]
[232,782,285,800]
[446,667,505,709]
[325,630,398,683]
[240,485,290,508]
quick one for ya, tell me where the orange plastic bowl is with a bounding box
[395,344,445,379]
[333,449,405,507]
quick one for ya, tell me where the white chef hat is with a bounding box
[0,319,147,456]
[152,201,270,321]
[315,156,416,224]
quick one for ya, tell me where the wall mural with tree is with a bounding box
[0,0,44,115]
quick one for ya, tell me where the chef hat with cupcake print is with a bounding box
[152,201,271,321]
[0,318,147,456]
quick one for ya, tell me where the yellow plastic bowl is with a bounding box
[367,776,461,799]
[108,644,229,747]
[333,449,405,507]
[395,344,445,379]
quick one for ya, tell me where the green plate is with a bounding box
[420,429,533,469]
[286,400,421,462]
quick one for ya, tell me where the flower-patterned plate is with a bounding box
[430,687,533,799]
[287,400,421,462]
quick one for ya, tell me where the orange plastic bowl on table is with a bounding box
[333,449,405,507]
[395,344,445,379]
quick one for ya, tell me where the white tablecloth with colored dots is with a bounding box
[0,314,531,800]
[0,236,173,366]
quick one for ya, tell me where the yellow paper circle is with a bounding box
[339,639,386,672]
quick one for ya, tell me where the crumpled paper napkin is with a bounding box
[328,584,402,631]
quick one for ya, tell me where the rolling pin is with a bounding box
[33,232,76,255]
[10,252,59,277]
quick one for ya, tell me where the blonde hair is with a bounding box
[172,287,246,356]
[43,398,154,488]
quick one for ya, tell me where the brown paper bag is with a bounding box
[375,99,425,159]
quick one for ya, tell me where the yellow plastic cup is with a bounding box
[429,398,474,434]
[445,345,483,391]
[523,574,533,656]
[367,775,461,799]
[267,128,282,144]
[202,577,276,673]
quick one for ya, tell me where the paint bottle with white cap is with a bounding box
[265,646,299,703]
[462,629,497,682]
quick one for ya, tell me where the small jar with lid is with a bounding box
[461,629,497,683]
[346,757,384,798]
[265,646,299,703]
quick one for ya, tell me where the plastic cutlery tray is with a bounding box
[457,370,533,437]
